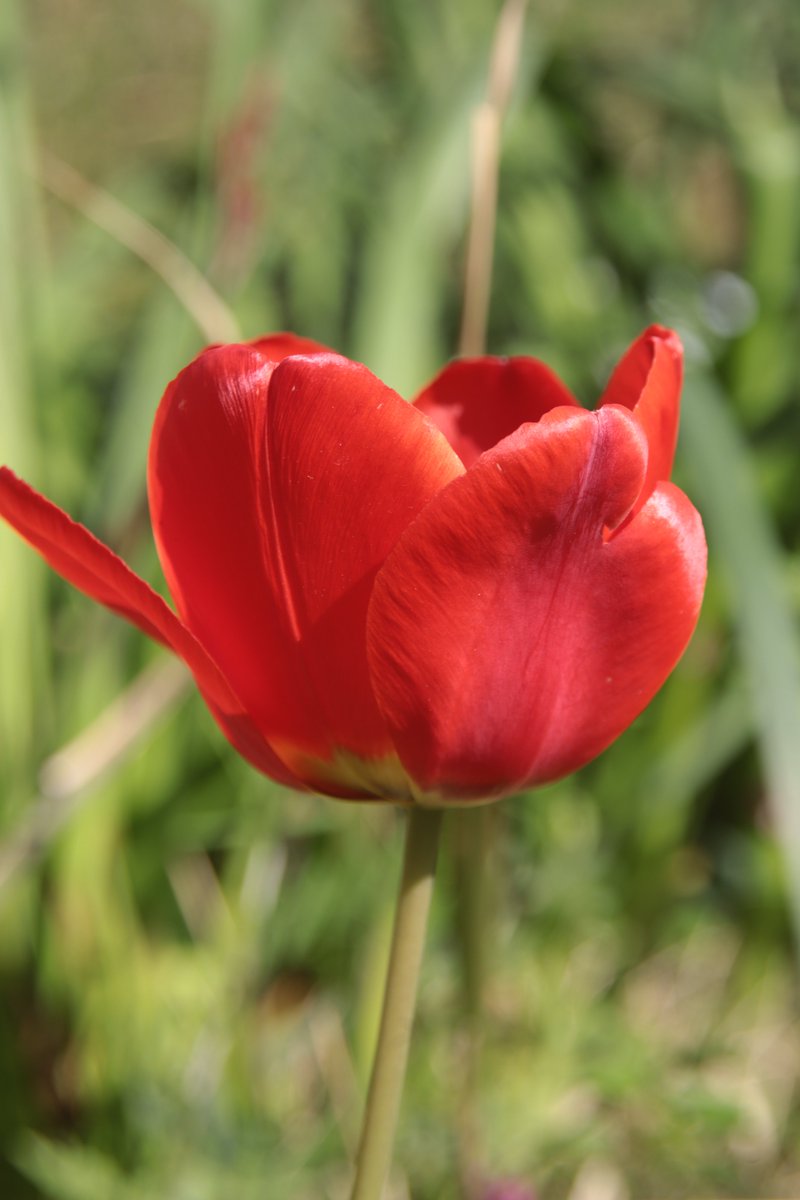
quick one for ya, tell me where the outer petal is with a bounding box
[413,356,578,468]
[149,343,462,794]
[0,467,304,786]
[599,325,683,511]
[261,353,463,783]
[367,406,706,801]
[148,337,338,777]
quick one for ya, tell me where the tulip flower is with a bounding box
[0,326,705,805]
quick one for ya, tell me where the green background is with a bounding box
[1,0,799,1196]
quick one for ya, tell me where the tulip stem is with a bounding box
[452,806,494,1190]
[350,805,443,1200]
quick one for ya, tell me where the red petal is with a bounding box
[413,356,578,468]
[149,341,334,768]
[599,325,683,510]
[0,467,303,785]
[149,343,462,786]
[249,332,333,360]
[367,406,706,800]
[262,353,463,765]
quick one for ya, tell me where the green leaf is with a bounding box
[682,366,800,945]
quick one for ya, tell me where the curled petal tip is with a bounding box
[600,325,684,512]
[643,322,683,351]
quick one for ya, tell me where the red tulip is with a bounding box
[0,327,705,804]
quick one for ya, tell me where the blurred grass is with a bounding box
[0,0,48,817]
[1,0,800,1197]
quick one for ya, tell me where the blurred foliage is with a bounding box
[1,0,800,1197]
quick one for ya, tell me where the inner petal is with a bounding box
[413,356,578,468]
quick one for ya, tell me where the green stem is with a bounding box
[350,806,443,1200]
[452,806,494,1192]
[453,806,493,1026]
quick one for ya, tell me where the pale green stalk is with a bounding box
[350,807,442,1200]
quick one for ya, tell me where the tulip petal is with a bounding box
[413,356,578,467]
[150,342,462,788]
[367,405,706,800]
[599,325,683,510]
[262,353,464,769]
[0,467,303,784]
[250,332,332,361]
[149,337,343,770]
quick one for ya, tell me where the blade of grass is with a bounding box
[459,0,529,357]
[0,0,48,807]
[681,366,800,948]
[352,85,476,396]
[37,153,241,346]
[724,68,800,426]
